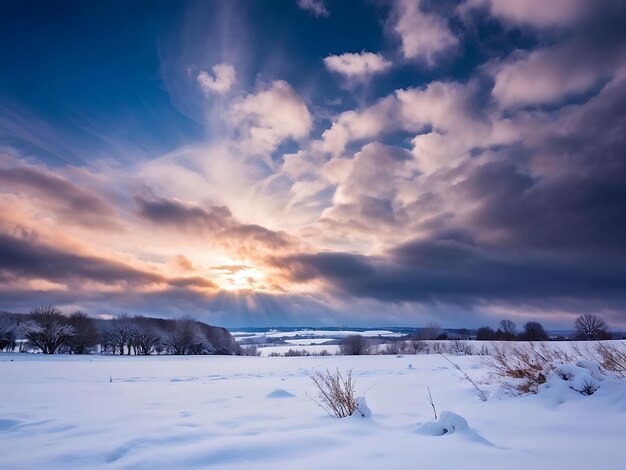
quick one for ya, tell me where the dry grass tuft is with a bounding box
[309,368,358,418]
[484,342,576,394]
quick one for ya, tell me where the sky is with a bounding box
[1,0,625,328]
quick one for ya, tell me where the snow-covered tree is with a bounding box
[22,306,75,354]
[102,314,137,355]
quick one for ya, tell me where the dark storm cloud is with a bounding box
[136,196,293,250]
[276,239,626,306]
[453,73,626,251]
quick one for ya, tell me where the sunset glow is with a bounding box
[1,0,625,328]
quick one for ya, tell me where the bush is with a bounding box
[484,342,575,394]
[309,368,358,418]
[446,339,474,356]
[577,341,626,378]
[379,339,430,355]
[311,349,332,356]
[240,344,261,356]
[284,348,310,357]
[339,335,375,355]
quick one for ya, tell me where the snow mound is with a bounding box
[540,361,604,401]
[266,389,296,399]
[416,411,493,445]
[416,411,469,436]
[351,396,372,418]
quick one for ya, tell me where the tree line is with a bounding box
[0,306,241,355]
[472,315,614,341]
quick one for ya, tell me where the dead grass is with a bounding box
[309,368,358,418]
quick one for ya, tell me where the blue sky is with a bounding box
[1,0,626,328]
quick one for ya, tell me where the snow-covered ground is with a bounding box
[1,352,625,469]
[232,329,403,343]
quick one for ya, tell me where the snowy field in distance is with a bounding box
[1,351,625,469]
[231,328,403,344]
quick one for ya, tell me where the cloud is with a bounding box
[0,231,188,289]
[324,52,392,78]
[135,195,294,254]
[0,159,121,230]
[317,143,416,242]
[391,0,458,65]
[275,239,626,309]
[197,63,236,94]
[487,0,626,108]
[229,80,312,154]
[462,0,591,28]
[318,95,399,155]
[297,0,329,18]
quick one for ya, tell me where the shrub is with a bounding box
[240,344,261,356]
[284,348,310,357]
[309,368,358,418]
[446,339,474,356]
[311,349,332,356]
[339,335,375,355]
[484,342,575,394]
[593,342,626,377]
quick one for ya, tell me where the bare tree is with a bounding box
[339,335,374,355]
[574,314,611,340]
[167,318,209,355]
[133,326,162,355]
[521,321,549,341]
[0,314,17,352]
[499,320,516,340]
[22,306,75,354]
[103,314,137,355]
[66,312,100,354]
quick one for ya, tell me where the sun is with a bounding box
[217,265,267,291]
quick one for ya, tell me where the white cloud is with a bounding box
[490,40,626,109]
[317,96,398,155]
[229,80,312,154]
[297,0,329,18]
[392,0,458,66]
[324,52,392,78]
[461,0,590,28]
[197,63,236,94]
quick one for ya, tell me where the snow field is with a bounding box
[0,353,625,469]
